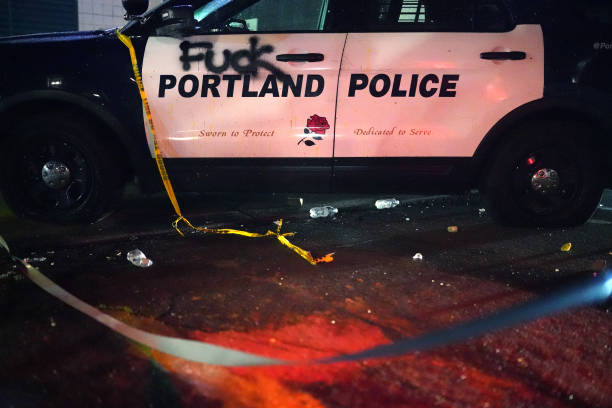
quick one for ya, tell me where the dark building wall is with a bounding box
[0,0,78,37]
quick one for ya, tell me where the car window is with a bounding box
[366,0,474,31]
[585,0,612,24]
[356,0,512,32]
[473,0,514,32]
[195,0,329,32]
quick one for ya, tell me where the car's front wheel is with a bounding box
[484,120,604,227]
[1,113,124,223]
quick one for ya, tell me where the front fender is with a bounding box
[0,90,159,191]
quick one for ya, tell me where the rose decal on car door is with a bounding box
[299,114,330,146]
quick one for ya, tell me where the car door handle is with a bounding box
[480,51,527,60]
[276,53,324,62]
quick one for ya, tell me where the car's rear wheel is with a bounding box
[0,113,124,223]
[484,120,604,227]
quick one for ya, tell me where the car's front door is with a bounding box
[141,0,345,192]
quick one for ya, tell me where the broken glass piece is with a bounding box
[126,249,153,268]
[23,257,47,263]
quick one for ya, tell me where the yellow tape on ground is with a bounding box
[116,30,333,265]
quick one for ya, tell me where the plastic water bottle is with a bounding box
[375,198,400,209]
[309,205,338,218]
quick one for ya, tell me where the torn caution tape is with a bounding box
[175,217,334,265]
[2,237,611,368]
[116,30,333,266]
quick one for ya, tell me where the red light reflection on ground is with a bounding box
[116,309,600,408]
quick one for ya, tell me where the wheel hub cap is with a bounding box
[41,161,71,190]
[531,168,560,193]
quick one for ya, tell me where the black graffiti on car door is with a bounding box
[179,36,289,81]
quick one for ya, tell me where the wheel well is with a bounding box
[0,99,133,182]
[474,107,611,189]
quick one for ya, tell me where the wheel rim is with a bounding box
[18,136,92,215]
[511,147,581,216]
[41,160,72,190]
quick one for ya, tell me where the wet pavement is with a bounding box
[1,190,611,408]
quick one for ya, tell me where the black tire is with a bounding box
[484,120,604,227]
[0,113,124,223]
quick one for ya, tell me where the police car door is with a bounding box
[141,0,345,192]
[333,0,543,189]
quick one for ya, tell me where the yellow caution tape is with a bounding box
[175,217,334,265]
[116,30,333,265]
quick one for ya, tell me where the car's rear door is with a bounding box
[333,0,544,191]
[141,0,346,192]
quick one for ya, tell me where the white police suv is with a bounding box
[0,0,610,226]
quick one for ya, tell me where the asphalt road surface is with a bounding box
[1,190,611,408]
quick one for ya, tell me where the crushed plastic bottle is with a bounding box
[412,253,423,261]
[375,198,400,209]
[309,205,338,218]
[126,249,153,268]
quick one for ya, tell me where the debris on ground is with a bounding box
[126,250,153,268]
[23,257,47,263]
[560,243,572,252]
[375,198,400,209]
[478,208,486,216]
[98,304,135,314]
[0,271,18,281]
[447,226,459,233]
[316,253,335,263]
[310,205,338,218]
[412,253,423,261]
